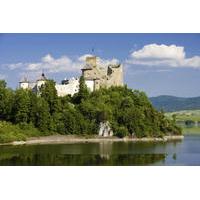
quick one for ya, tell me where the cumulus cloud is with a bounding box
[5,54,83,74]
[127,44,200,68]
[25,54,82,73]
[4,54,119,77]
[131,44,185,60]
[7,62,25,70]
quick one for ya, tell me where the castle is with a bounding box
[82,56,123,91]
[19,55,123,96]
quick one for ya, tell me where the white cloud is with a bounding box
[127,44,200,68]
[26,54,80,73]
[131,44,185,60]
[5,54,83,74]
[7,62,25,70]
[41,54,54,63]
[4,54,119,78]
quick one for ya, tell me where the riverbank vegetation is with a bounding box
[165,110,200,134]
[0,78,181,143]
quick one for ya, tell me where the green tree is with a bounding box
[12,89,31,124]
[40,80,59,115]
[28,90,38,125]
[73,76,89,104]
[35,97,51,132]
[0,80,14,121]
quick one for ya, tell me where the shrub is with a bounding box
[114,126,129,138]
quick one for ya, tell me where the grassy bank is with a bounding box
[166,110,200,134]
[182,127,200,134]
[165,109,200,121]
[0,121,50,143]
[0,120,183,144]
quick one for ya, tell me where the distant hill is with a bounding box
[149,95,200,112]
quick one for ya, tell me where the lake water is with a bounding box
[0,135,200,166]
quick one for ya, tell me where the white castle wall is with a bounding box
[55,78,79,97]
[19,77,79,97]
[85,80,94,92]
[19,82,29,89]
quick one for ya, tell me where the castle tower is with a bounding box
[35,72,47,94]
[81,55,124,91]
[81,56,98,92]
[36,72,47,88]
[19,77,29,89]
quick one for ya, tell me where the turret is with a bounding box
[19,77,29,89]
[36,72,47,88]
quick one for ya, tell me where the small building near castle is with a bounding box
[19,55,123,96]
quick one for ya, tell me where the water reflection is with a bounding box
[99,141,113,159]
[0,140,169,166]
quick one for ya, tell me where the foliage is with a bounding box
[114,126,129,138]
[0,121,41,143]
[0,80,14,121]
[0,79,182,143]
[40,80,59,114]
[12,89,31,123]
[72,76,89,104]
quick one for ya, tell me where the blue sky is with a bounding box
[0,33,200,97]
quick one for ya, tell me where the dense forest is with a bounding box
[150,95,200,112]
[0,77,181,143]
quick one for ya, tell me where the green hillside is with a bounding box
[0,79,181,143]
[150,95,200,112]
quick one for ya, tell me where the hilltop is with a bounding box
[0,79,181,143]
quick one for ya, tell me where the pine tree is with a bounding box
[40,80,59,115]
[73,76,89,104]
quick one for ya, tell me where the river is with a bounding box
[0,135,199,166]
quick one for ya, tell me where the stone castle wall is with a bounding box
[82,56,123,91]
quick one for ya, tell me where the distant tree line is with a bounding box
[150,95,200,112]
[0,77,182,140]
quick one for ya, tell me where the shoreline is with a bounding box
[0,134,184,146]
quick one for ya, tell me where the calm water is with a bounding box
[0,135,200,166]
